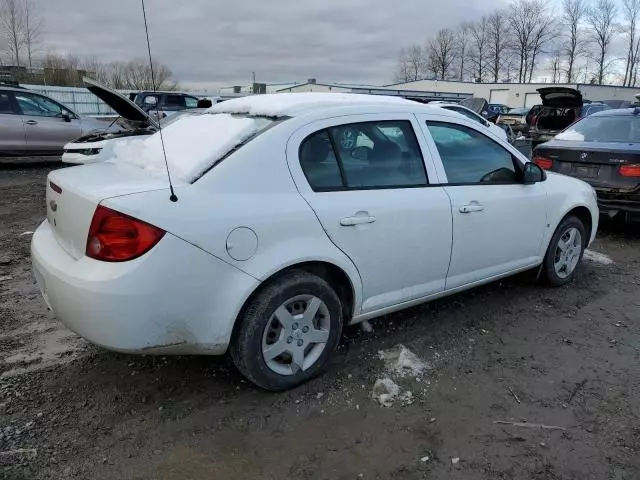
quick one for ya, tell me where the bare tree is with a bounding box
[469,16,489,82]
[427,28,457,80]
[622,0,640,86]
[41,53,82,86]
[527,12,555,82]
[562,0,588,82]
[1,0,24,65]
[123,59,174,90]
[486,10,509,82]
[22,0,41,69]
[508,0,551,83]
[549,50,563,82]
[586,0,618,84]
[393,44,427,83]
[455,23,471,81]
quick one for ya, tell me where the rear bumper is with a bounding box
[31,220,259,355]
[596,189,640,216]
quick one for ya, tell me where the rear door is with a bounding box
[0,90,26,154]
[287,113,453,313]
[14,91,82,154]
[418,115,547,288]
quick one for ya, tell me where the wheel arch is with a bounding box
[230,260,360,344]
[543,204,595,256]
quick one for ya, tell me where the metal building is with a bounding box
[384,79,640,108]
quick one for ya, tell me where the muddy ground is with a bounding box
[1,165,639,480]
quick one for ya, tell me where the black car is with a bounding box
[533,108,640,221]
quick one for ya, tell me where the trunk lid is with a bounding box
[84,77,158,130]
[537,87,583,108]
[46,163,169,259]
[535,140,640,190]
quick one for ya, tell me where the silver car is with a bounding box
[0,85,110,156]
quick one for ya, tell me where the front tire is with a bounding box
[230,271,343,391]
[541,215,586,286]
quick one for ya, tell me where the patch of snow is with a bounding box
[106,113,271,183]
[451,457,460,465]
[209,92,414,117]
[372,377,400,407]
[420,455,430,463]
[19,231,33,236]
[379,344,431,377]
[360,319,374,333]
[555,129,584,141]
[583,249,614,265]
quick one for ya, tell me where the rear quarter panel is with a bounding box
[103,124,364,315]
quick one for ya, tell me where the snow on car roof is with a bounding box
[208,92,416,117]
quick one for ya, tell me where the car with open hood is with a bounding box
[528,87,583,145]
[0,84,111,157]
[62,78,209,164]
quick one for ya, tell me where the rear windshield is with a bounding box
[106,113,277,183]
[555,115,640,143]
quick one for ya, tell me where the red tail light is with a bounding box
[533,154,553,170]
[86,205,165,262]
[619,164,640,177]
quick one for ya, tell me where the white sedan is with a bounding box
[32,93,598,390]
[431,102,510,141]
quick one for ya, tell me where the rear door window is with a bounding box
[299,120,428,191]
[426,121,518,184]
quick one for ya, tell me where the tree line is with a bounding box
[394,0,640,87]
[0,0,176,90]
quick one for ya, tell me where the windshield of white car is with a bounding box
[555,114,640,143]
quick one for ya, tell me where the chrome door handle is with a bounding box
[340,214,376,226]
[459,204,484,213]
[25,120,38,126]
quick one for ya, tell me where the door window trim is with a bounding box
[424,120,525,186]
[299,119,430,192]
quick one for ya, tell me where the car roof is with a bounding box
[209,92,435,117]
[589,107,640,117]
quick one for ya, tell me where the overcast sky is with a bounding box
[31,0,511,90]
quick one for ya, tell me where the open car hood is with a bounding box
[84,77,158,130]
[459,97,489,115]
[537,87,583,108]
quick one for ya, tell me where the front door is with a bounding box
[287,114,453,314]
[14,91,82,154]
[420,118,547,289]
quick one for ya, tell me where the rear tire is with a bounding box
[541,215,586,287]
[230,270,343,391]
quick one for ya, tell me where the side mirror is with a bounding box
[61,112,71,122]
[523,162,546,184]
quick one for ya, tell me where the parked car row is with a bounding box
[0,82,207,158]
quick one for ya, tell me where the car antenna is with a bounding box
[141,0,177,202]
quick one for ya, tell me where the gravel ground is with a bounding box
[1,166,639,480]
